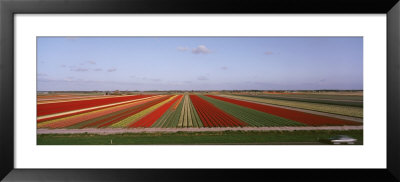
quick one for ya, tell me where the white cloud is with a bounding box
[94,68,102,71]
[192,45,211,54]
[87,60,96,65]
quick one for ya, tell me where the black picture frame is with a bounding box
[1,0,399,181]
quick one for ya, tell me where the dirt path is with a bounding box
[37,125,363,135]
[220,95,363,122]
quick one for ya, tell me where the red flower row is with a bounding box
[129,95,182,128]
[190,95,246,127]
[37,95,152,116]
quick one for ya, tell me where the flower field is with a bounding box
[205,95,360,126]
[221,94,363,118]
[37,94,362,129]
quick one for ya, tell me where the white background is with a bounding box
[15,14,386,168]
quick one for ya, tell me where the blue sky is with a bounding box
[37,37,363,91]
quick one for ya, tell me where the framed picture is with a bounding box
[1,0,399,181]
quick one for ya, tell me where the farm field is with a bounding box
[37,93,362,130]
[221,94,363,118]
[235,93,363,107]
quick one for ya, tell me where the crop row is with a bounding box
[206,95,361,126]
[200,95,304,127]
[259,93,363,101]
[37,95,115,104]
[239,94,363,107]
[190,95,246,127]
[176,95,203,128]
[66,96,166,129]
[38,95,176,129]
[151,95,185,128]
[129,96,181,128]
[109,96,175,128]
[38,96,166,128]
[81,96,171,128]
[37,94,153,116]
[37,95,160,123]
[221,95,363,118]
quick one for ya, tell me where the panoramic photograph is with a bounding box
[36,37,363,145]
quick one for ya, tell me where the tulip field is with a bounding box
[37,93,362,129]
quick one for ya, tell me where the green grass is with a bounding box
[37,130,363,145]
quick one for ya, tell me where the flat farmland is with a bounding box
[37,93,362,129]
[37,93,363,145]
[236,93,363,107]
[221,94,363,118]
